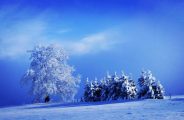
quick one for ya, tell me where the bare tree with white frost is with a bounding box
[21,44,80,103]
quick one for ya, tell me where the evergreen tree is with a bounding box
[129,80,137,99]
[101,78,109,101]
[121,74,131,99]
[106,72,112,100]
[93,78,102,101]
[120,72,137,100]
[83,78,90,102]
[109,72,121,100]
[138,70,164,99]
[83,70,164,102]
[152,81,164,99]
[88,81,95,102]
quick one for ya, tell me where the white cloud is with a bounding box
[0,6,122,59]
[0,20,46,59]
[0,29,121,59]
[0,17,122,59]
[59,31,121,55]
[57,29,72,34]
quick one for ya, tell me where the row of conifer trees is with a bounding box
[83,70,164,102]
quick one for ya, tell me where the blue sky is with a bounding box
[0,0,184,107]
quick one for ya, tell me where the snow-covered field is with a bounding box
[0,96,184,120]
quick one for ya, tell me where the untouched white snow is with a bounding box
[0,96,184,120]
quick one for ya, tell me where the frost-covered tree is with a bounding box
[93,78,102,101]
[83,71,137,102]
[128,80,137,99]
[121,72,137,100]
[152,81,164,99]
[83,78,91,102]
[105,72,112,101]
[108,72,124,100]
[83,70,164,102]
[83,80,95,102]
[100,78,109,101]
[88,81,95,102]
[21,44,80,103]
[138,70,164,99]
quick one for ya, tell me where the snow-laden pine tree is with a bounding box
[100,76,110,101]
[109,72,120,100]
[105,72,112,101]
[138,70,164,99]
[89,81,95,102]
[121,72,137,100]
[93,78,102,101]
[109,72,126,100]
[21,44,80,103]
[128,80,137,99]
[83,78,90,102]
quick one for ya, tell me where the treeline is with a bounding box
[83,70,164,102]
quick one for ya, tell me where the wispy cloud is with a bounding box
[0,19,47,59]
[0,4,123,59]
[0,20,121,59]
[59,31,121,55]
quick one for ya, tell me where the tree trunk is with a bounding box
[45,95,50,103]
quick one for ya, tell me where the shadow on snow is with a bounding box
[25,99,143,109]
[21,96,184,109]
[171,98,184,102]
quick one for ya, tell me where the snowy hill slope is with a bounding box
[0,96,184,120]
